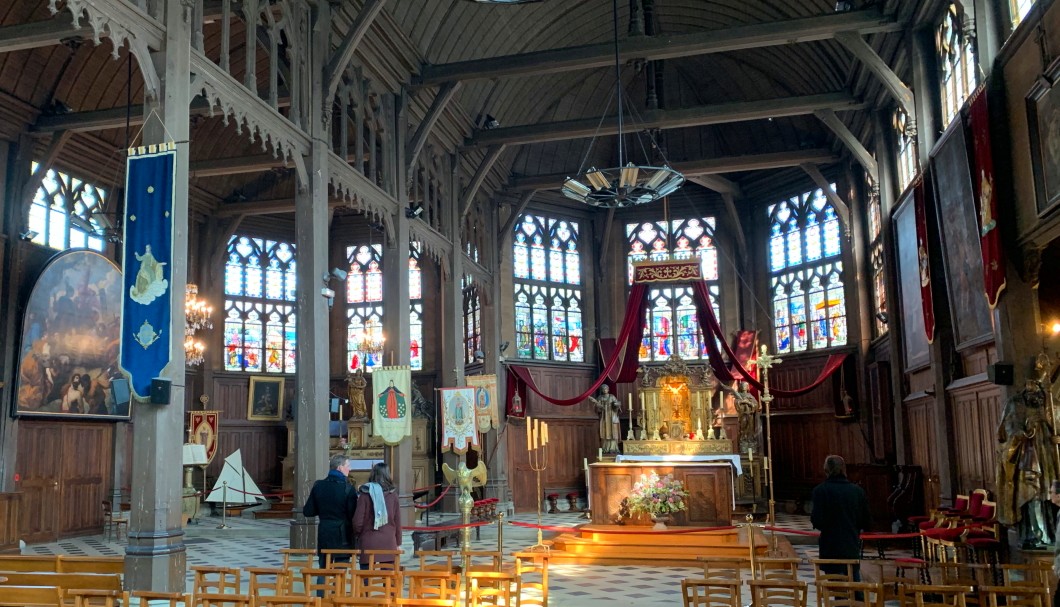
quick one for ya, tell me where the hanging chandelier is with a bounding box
[355,319,385,354]
[560,0,685,208]
[185,284,213,367]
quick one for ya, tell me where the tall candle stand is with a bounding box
[754,344,782,554]
[528,427,550,552]
[626,395,636,441]
[694,391,706,441]
[650,394,662,441]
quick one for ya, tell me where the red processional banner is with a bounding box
[913,176,936,344]
[188,410,220,464]
[967,87,1006,308]
[632,260,702,283]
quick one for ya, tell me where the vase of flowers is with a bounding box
[626,471,689,530]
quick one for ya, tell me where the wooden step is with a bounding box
[253,509,295,519]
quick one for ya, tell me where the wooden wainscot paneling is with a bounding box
[947,375,1001,496]
[206,374,288,490]
[588,463,733,525]
[904,395,939,513]
[0,493,22,553]
[507,418,597,512]
[770,412,872,500]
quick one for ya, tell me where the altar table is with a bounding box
[588,461,734,526]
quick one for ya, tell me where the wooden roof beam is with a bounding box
[510,149,838,190]
[814,109,878,181]
[801,163,850,229]
[834,31,916,119]
[0,14,86,53]
[461,145,506,217]
[215,197,346,218]
[406,81,461,171]
[468,93,864,148]
[324,0,389,100]
[416,10,901,86]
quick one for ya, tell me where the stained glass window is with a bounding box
[937,3,978,128]
[1010,0,1035,27]
[27,162,107,252]
[894,108,918,193]
[409,243,423,371]
[224,235,298,373]
[626,218,720,362]
[464,277,481,365]
[512,214,584,362]
[768,188,847,353]
[347,244,385,373]
[867,177,888,338]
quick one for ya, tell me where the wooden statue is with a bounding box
[347,369,368,419]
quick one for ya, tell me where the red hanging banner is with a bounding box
[967,87,1006,308]
[913,176,936,344]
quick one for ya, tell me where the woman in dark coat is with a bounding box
[352,462,402,569]
[303,454,358,567]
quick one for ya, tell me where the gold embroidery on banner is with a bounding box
[632,260,703,284]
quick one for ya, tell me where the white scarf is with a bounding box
[366,482,388,530]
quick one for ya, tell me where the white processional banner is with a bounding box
[371,366,412,445]
[440,387,478,454]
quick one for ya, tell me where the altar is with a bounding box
[588,461,734,525]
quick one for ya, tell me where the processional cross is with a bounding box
[753,344,781,551]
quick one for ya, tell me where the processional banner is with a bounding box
[120,143,176,398]
[913,175,937,343]
[632,260,702,283]
[466,374,499,432]
[189,410,221,464]
[371,366,412,445]
[440,387,478,454]
[967,87,1006,309]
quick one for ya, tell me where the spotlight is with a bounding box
[19,230,38,241]
[474,349,485,361]
[405,206,424,219]
[1051,322,1060,335]
[499,341,510,353]
[834,0,853,11]
[331,267,348,281]
[875,312,889,324]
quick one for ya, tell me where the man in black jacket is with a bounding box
[811,454,870,580]
[303,454,358,567]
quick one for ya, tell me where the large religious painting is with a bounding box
[1028,58,1060,216]
[893,192,930,371]
[247,376,283,421]
[931,121,993,350]
[14,249,128,419]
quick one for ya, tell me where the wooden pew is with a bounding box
[0,585,63,606]
[0,555,61,572]
[56,556,124,575]
[0,571,123,592]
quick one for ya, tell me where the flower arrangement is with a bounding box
[627,471,689,517]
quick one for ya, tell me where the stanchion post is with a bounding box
[745,514,758,580]
[754,344,782,554]
[217,481,230,529]
[497,511,505,555]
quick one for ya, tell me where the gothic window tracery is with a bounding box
[346,244,384,373]
[937,3,978,127]
[27,163,108,252]
[224,235,298,373]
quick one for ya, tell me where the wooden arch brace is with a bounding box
[406,81,461,172]
[814,109,878,182]
[800,163,850,230]
[324,0,389,101]
[834,31,916,120]
[461,145,506,218]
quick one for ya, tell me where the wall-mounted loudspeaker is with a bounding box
[988,362,1014,386]
[150,378,172,404]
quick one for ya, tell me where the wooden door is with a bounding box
[17,421,113,542]
[17,422,63,543]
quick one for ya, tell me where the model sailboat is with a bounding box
[205,449,264,507]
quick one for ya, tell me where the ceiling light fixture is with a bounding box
[560,0,685,208]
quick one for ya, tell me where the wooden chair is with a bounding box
[817,581,885,607]
[0,585,63,607]
[347,569,399,600]
[301,568,346,602]
[512,552,549,607]
[321,550,359,569]
[698,556,749,581]
[192,594,252,607]
[415,551,458,574]
[393,600,457,607]
[467,571,514,607]
[812,560,862,607]
[255,598,323,607]
[101,501,129,542]
[999,562,1052,588]
[978,585,1049,607]
[246,567,289,598]
[404,570,459,601]
[67,590,129,607]
[680,578,742,607]
[747,580,808,607]
[360,550,403,572]
[330,599,390,607]
[128,591,190,607]
[461,551,503,573]
[753,557,802,581]
[899,584,974,607]
[191,566,241,595]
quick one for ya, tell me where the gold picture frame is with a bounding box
[248,376,284,421]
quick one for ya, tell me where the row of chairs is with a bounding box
[683,579,1050,607]
[907,489,1001,566]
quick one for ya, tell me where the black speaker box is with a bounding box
[988,362,1014,386]
[149,378,172,404]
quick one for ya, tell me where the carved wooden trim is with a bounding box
[328,151,399,223]
[408,217,452,266]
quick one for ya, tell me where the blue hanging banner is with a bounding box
[120,143,176,398]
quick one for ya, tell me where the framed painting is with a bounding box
[1028,57,1060,216]
[14,250,130,420]
[247,376,284,421]
[893,191,930,371]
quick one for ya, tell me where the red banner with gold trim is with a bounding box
[189,411,220,465]
[632,260,702,283]
[967,87,1006,308]
[913,176,936,344]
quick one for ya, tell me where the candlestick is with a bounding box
[542,421,549,445]
[534,418,541,449]
[627,392,636,441]
[747,447,753,459]
[628,393,633,414]
[583,457,588,471]
[527,416,533,451]
[598,447,603,460]
[651,394,661,441]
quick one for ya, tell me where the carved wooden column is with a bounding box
[125,0,192,591]
[484,201,511,506]
[290,0,332,550]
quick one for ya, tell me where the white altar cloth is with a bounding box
[615,453,742,476]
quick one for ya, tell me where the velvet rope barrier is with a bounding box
[691,281,847,397]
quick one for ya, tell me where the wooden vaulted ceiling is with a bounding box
[0,0,945,214]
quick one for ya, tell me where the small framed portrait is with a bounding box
[248,376,284,421]
[1028,58,1060,216]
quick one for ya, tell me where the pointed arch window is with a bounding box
[894,108,918,193]
[768,188,848,353]
[27,163,108,252]
[409,243,423,370]
[937,3,978,127]
[346,244,385,373]
[626,218,720,362]
[513,213,583,362]
[223,235,298,373]
[1010,0,1035,27]
[866,176,887,338]
[463,277,481,365]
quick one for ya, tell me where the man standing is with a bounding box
[811,455,870,580]
[303,454,358,567]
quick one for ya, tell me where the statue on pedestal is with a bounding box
[589,385,622,454]
[347,369,368,419]
[734,381,761,453]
